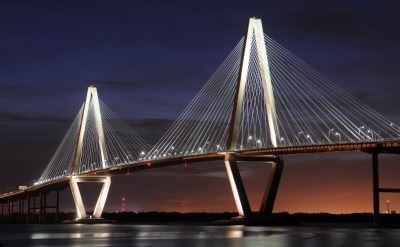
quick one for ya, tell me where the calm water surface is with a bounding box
[0,224,399,246]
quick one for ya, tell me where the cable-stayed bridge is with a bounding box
[1,17,399,225]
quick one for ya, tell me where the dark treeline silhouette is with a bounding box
[5,211,400,225]
[39,211,400,226]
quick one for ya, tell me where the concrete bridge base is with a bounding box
[70,176,111,220]
[224,152,284,219]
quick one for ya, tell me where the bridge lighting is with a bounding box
[171,146,175,150]
[217,145,220,149]
[367,130,374,140]
[297,131,304,141]
[335,132,342,141]
[140,151,145,156]
[357,126,366,136]
[306,135,314,144]
[248,136,253,140]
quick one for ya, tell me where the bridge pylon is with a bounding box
[224,17,284,218]
[69,86,111,221]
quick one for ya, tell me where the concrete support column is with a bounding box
[7,201,10,223]
[18,198,22,223]
[22,198,25,223]
[9,201,13,223]
[27,195,30,224]
[55,190,60,223]
[70,176,111,220]
[39,193,43,223]
[33,195,36,223]
[372,152,380,225]
[1,202,3,224]
[43,193,47,223]
[224,153,252,217]
[259,156,284,215]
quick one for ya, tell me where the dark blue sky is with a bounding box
[1,0,400,213]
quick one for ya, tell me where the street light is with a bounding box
[306,134,314,144]
[358,126,365,135]
[335,132,342,142]
[279,137,285,146]
[297,131,305,143]
[367,130,374,140]
[328,129,335,142]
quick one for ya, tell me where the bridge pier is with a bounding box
[18,198,21,223]
[70,176,111,220]
[224,153,252,218]
[260,156,284,215]
[39,193,44,223]
[9,200,13,223]
[224,153,283,218]
[32,194,36,223]
[27,195,31,223]
[1,202,3,223]
[55,189,60,223]
[372,152,380,226]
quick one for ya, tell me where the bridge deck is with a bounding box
[1,141,400,201]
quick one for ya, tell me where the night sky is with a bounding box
[1,0,400,214]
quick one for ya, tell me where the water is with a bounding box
[0,224,399,246]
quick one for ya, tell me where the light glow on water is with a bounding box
[0,224,398,247]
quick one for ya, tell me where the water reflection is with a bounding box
[0,224,399,246]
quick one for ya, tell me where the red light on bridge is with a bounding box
[147,162,151,167]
